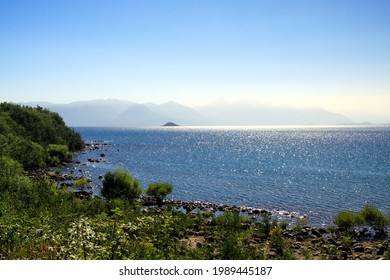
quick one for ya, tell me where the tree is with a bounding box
[101,168,142,201]
[145,182,173,205]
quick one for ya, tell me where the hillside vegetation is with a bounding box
[0,102,84,169]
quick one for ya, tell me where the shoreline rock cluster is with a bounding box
[277,228,389,260]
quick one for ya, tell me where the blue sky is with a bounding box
[0,0,389,122]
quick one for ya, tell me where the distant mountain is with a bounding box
[114,104,165,126]
[196,100,352,126]
[23,99,353,126]
[144,102,205,125]
[35,99,135,126]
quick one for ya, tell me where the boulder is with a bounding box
[311,228,322,237]
[354,244,364,253]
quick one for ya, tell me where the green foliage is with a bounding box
[335,211,362,230]
[216,210,243,231]
[269,227,294,259]
[0,156,23,177]
[0,102,84,170]
[0,103,84,151]
[335,205,389,233]
[47,144,72,165]
[101,168,142,201]
[341,235,353,247]
[385,248,390,260]
[359,204,389,232]
[74,177,89,189]
[256,212,273,238]
[146,182,173,202]
[9,138,47,170]
[293,217,309,231]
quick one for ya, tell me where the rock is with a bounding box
[337,245,346,251]
[163,122,179,127]
[354,244,364,253]
[339,251,349,260]
[377,247,385,255]
[364,247,373,254]
[268,250,277,258]
[309,234,319,239]
[318,228,328,234]
[311,228,322,237]
[292,243,301,249]
[311,238,321,244]
[377,243,388,255]
[74,190,92,199]
[301,230,309,237]
[296,236,305,242]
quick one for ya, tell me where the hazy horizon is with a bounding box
[1,0,389,123]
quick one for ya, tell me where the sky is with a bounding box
[0,0,389,123]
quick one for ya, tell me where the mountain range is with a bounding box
[22,99,353,126]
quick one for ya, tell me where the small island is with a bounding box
[163,122,179,127]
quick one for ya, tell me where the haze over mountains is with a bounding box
[23,99,353,126]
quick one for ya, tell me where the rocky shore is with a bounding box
[274,227,388,260]
[41,140,389,260]
[155,199,389,260]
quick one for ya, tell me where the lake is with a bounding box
[67,126,390,226]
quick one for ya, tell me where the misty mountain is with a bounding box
[114,104,165,126]
[25,99,352,126]
[43,99,135,126]
[144,102,205,125]
[196,100,352,125]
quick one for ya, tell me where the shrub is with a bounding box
[335,211,362,231]
[216,211,242,231]
[257,212,273,238]
[9,138,47,170]
[145,182,173,204]
[359,204,389,232]
[101,168,142,201]
[269,227,294,259]
[0,156,23,177]
[293,217,309,232]
[47,144,72,165]
[75,177,89,188]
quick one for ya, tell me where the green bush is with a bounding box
[10,138,47,170]
[359,204,389,232]
[146,182,173,203]
[269,227,294,259]
[335,211,362,230]
[293,217,309,232]
[257,212,273,238]
[47,144,72,165]
[101,168,142,201]
[335,205,389,234]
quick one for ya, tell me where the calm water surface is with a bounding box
[68,126,390,225]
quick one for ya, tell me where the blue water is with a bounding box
[67,126,390,225]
